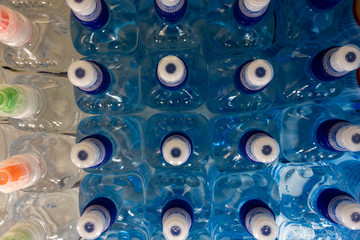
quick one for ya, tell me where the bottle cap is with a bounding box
[250,212,278,240]
[159,0,182,7]
[250,135,280,163]
[0,5,33,47]
[335,201,360,230]
[68,60,98,88]
[0,153,43,193]
[243,0,271,12]
[244,59,274,88]
[0,219,46,240]
[330,44,360,72]
[161,134,192,166]
[162,208,191,240]
[70,139,104,169]
[157,55,187,89]
[66,0,97,16]
[336,125,360,152]
[77,205,110,239]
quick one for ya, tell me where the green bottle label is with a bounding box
[0,87,23,114]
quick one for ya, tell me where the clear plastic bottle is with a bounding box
[209,170,280,240]
[0,189,80,240]
[205,0,275,58]
[145,113,209,170]
[71,115,144,173]
[138,0,206,53]
[141,53,207,110]
[279,103,360,162]
[0,5,75,72]
[145,169,210,240]
[211,112,280,172]
[66,0,140,57]
[0,133,81,193]
[77,165,149,240]
[275,44,360,103]
[68,56,143,115]
[0,74,85,133]
[276,0,342,45]
[207,55,275,113]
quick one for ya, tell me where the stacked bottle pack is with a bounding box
[0,0,359,239]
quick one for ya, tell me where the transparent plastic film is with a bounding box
[0,153,43,193]
[0,5,33,47]
[0,84,39,118]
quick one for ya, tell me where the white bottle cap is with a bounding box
[162,209,191,240]
[66,0,97,16]
[244,59,274,88]
[250,135,280,163]
[250,213,278,240]
[0,153,43,193]
[77,209,107,239]
[160,0,182,7]
[0,6,33,47]
[162,135,192,166]
[70,141,102,169]
[157,55,187,88]
[68,60,98,88]
[243,0,271,12]
[335,201,360,230]
[330,44,360,72]
[336,125,360,152]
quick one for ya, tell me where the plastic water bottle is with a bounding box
[279,103,360,162]
[0,5,74,72]
[68,56,142,115]
[141,53,207,110]
[276,0,342,45]
[0,191,21,235]
[71,115,144,173]
[276,44,360,103]
[77,166,149,240]
[145,113,209,170]
[205,0,275,58]
[145,169,210,240]
[278,218,342,240]
[210,170,280,240]
[0,189,80,240]
[207,55,275,113]
[66,0,139,57]
[0,133,81,193]
[211,112,280,172]
[138,0,206,52]
[0,74,84,133]
[0,124,28,160]
[273,162,360,231]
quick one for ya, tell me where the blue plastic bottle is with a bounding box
[68,56,142,115]
[276,0,342,45]
[145,169,210,240]
[211,113,280,172]
[276,44,360,103]
[273,162,360,231]
[205,0,275,58]
[207,55,275,113]
[141,53,207,110]
[66,0,139,57]
[77,166,149,240]
[209,170,280,240]
[71,116,144,174]
[138,0,205,52]
[146,113,209,170]
[279,103,360,163]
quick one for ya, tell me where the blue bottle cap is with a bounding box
[155,0,187,22]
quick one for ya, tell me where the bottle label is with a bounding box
[83,204,111,231]
[245,207,275,235]
[78,62,104,92]
[73,0,103,22]
[238,0,268,18]
[328,194,355,225]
